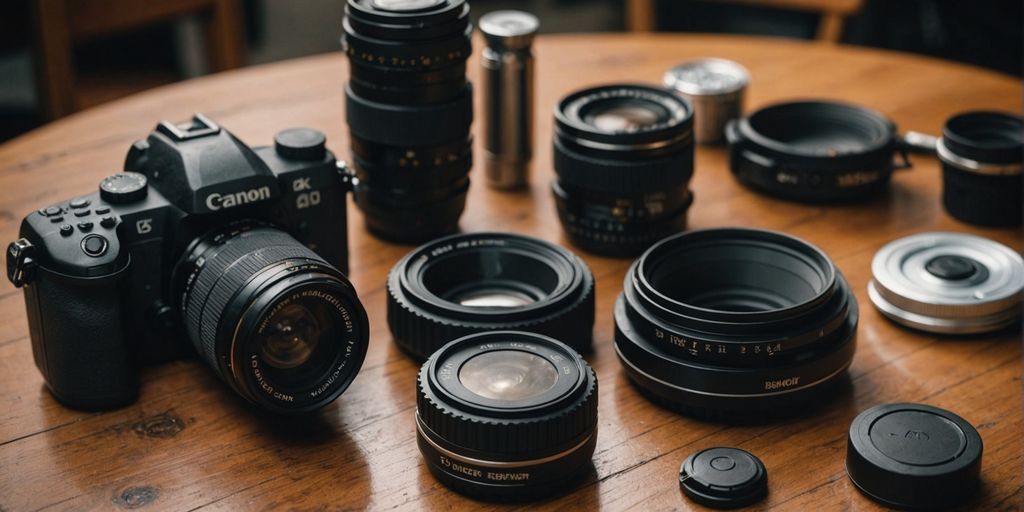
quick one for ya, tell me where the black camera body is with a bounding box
[6,114,355,411]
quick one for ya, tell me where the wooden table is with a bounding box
[0,34,1020,511]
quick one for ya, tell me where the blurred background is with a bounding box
[1,0,1019,142]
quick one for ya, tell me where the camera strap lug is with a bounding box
[336,160,358,191]
[7,238,37,288]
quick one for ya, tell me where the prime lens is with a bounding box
[614,228,857,420]
[342,0,474,243]
[416,331,598,500]
[938,111,1023,227]
[176,224,370,414]
[553,84,695,257]
[387,232,595,360]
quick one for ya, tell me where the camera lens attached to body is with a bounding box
[387,232,594,360]
[416,331,598,501]
[725,100,909,202]
[553,84,695,257]
[177,224,370,414]
[868,232,1024,334]
[343,0,474,243]
[937,111,1023,227]
[614,228,858,420]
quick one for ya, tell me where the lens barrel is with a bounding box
[342,0,474,243]
[416,331,598,501]
[387,232,595,360]
[614,228,857,420]
[937,111,1023,227]
[553,84,695,257]
[176,224,369,414]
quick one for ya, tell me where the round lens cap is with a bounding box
[679,447,767,509]
[846,403,983,510]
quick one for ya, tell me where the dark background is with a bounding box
[1,0,1019,142]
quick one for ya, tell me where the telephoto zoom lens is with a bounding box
[416,331,598,501]
[176,224,370,414]
[387,232,595,360]
[614,228,857,421]
[342,0,473,243]
[553,84,695,257]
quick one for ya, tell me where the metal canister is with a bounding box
[664,58,750,144]
[479,10,538,189]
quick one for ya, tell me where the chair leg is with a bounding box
[32,0,76,119]
[205,0,245,71]
[816,13,844,43]
[627,0,656,32]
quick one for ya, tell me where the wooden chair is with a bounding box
[626,0,864,43]
[31,0,246,120]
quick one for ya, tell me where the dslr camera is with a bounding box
[6,114,370,414]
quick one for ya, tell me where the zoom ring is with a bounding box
[181,228,324,370]
[386,271,595,360]
[416,367,597,456]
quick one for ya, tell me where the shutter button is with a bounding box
[81,234,108,257]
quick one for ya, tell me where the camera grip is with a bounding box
[25,268,137,410]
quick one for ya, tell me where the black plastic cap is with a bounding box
[274,128,327,161]
[846,403,983,510]
[679,447,767,509]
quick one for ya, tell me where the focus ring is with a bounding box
[554,137,694,194]
[416,359,598,456]
[346,83,473,146]
[387,266,595,360]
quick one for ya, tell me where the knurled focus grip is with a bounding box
[182,228,326,370]
[553,136,694,194]
[387,270,595,360]
[346,83,473,147]
[942,165,1023,227]
[416,365,597,456]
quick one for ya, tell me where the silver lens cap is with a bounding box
[869,232,1023,334]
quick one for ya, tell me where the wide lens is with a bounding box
[614,228,857,421]
[553,84,695,257]
[387,232,595,360]
[176,224,370,414]
[416,331,598,501]
[342,0,474,243]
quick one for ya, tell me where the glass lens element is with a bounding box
[258,303,321,369]
[371,0,443,12]
[459,350,559,401]
[454,288,536,308]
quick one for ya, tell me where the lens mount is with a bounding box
[726,100,904,202]
[416,331,597,500]
[176,224,370,414]
[869,232,1024,334]
[614,228,858,420]
[387,232,595,360]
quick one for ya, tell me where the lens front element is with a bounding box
[459,351,559,401]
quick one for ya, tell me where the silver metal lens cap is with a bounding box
[868,232,1023,334]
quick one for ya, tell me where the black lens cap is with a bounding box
[846,403,983,510]
[679,447,767,509]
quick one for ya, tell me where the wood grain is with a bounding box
[0,34,1020,511]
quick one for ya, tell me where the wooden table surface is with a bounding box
[0,34,1021,511]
